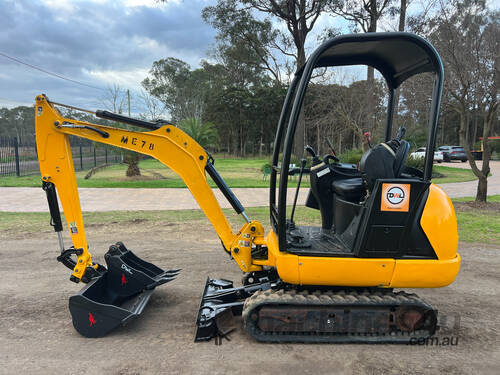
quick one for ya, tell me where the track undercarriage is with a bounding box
[195,272,438,343]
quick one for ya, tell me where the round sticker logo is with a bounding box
[386,187,405,204]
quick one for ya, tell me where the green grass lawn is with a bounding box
[0,206,307,237]
[453,195,500,203]
[455,211,500,243]
[0,158,279,188]
[0,158,478,188]
[432,165,478,184]
[452,195,500,243]
[1,197,498,244]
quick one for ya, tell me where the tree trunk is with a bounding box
[259,123,263,156]
[476,102,499,202]
[392,0,407,131]
[465,112,470,148]
[365,2,378,135]
[458,106,489,202]
[441,116,445,145]
[476,176,487,202]
[292,44,307,158]
[124,152,141,177]
[472,108,478,149]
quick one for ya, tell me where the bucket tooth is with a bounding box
[68,242,179,337]
[163,269,182,276]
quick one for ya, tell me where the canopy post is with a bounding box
[423,72,444,181]
[385,88,397,142]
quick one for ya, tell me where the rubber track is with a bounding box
[242,288,437,343]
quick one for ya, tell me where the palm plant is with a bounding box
[179,117,219,149]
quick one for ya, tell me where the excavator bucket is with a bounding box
[69,242,180,337]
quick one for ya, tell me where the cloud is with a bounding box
[0,0,216,110]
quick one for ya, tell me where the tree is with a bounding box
[138,90,167,122]
[204,0,336,156]
[141,58,210,122]
[330,1,393,135]
[429,1,499,201]
[331,0,393,36]
[202,62,285,156]
[101,84,126,114]
[202,1,284,83]
[101,85,141,177]
[0,106,35,138]
[391,0,408,131]
[179,118,219,150]
[304,78,386,154]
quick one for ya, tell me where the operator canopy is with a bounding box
[304,32,443,89]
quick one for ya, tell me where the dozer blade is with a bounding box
[195,277,273,342]
[69,242,179,337]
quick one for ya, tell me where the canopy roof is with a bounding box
[306,32,443,89]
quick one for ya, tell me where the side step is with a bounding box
[69,242,180,337]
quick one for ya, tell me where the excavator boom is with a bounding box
[35,94,261,281]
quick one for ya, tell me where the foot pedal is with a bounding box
[69,242,180,337]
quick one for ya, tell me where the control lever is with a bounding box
[395,126,406,142]
[325,138,340,162]
[305,145,316,158]
[364,131,372,149]
[305,145,321,166]
[290,158,307,227]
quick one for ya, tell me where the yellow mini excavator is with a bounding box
[35,32,460,342]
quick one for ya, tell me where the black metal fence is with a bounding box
[0,136,123,177]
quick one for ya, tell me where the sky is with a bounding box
[6,0,494,113]
[0,0,219,110]
[0,0,353,113]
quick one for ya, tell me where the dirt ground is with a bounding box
[1,221,499,375]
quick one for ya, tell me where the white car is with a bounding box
[410,147,443,163]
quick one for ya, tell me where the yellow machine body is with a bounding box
[260,183,460,288]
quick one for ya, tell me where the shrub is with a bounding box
[338,149,363,164]
[405,156,425,170]
[405,156,443,178]
[261,163,272,174]
[179,117,219,149]
[271,153,301,167]
[489,140,500,160]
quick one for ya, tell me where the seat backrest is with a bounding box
[360,139,411,191]
[359,143,395,191]
[393,140,410,177]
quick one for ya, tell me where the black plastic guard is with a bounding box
[68,242,179,337]
[195,277,273,342]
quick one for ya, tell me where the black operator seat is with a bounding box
[359,139,410,191]
[332,136,410,201]
[331,178,366,202]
